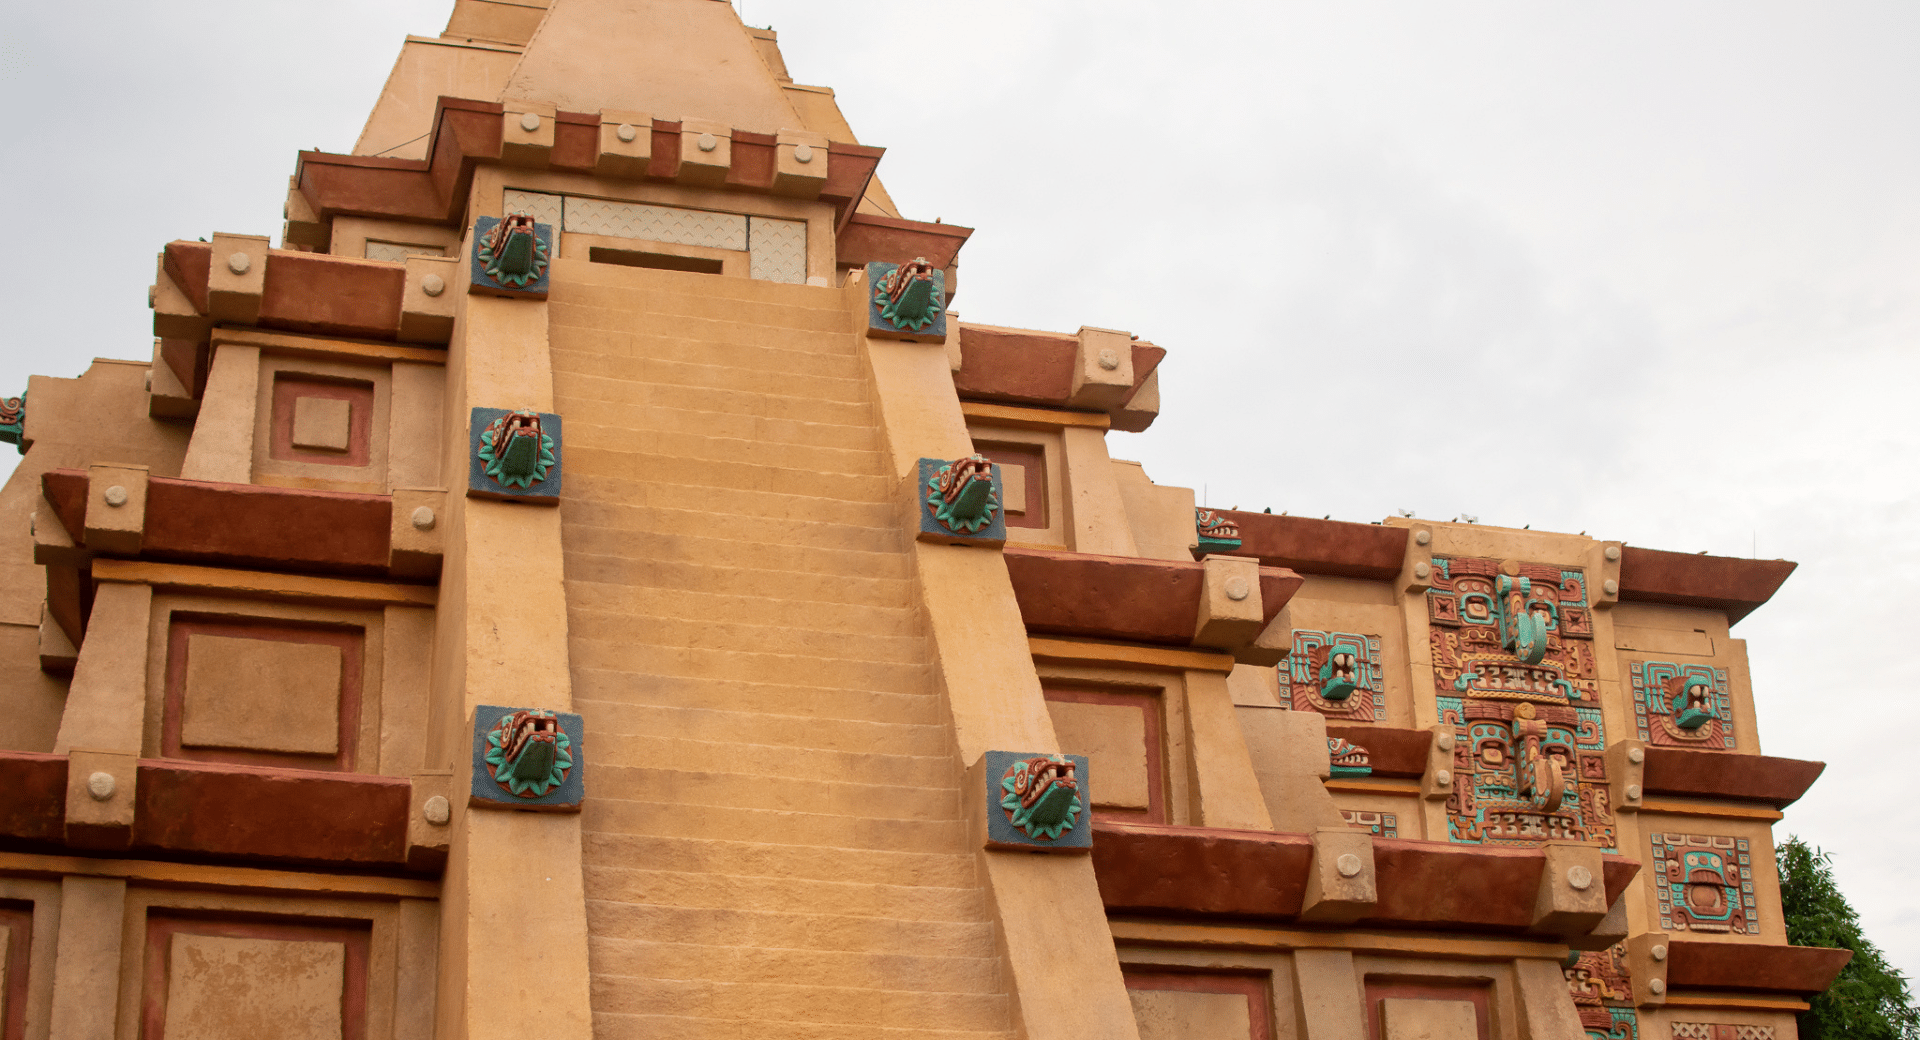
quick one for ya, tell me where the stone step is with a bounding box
[557,373,875,428]
[560,397,881,453]
[591,1010,1013,1040]
[565,536,911,584]
[590,765,958,823]
[567,449,891,505]
[585,900,997,963]
[580,834,981,890]
[584,866,990,925]
[565,558,911,611]
[570,640,932,694]
[589,937,1004,996]
[553,348,873,405]
[581,730,951,786]
[590,976,1010,1033]
[565,471,901,528]
[570,613,929,666]
[559,329,873,381]
[574,674,940,728]
[584,800,969,855]
[575,701,948,758]
[551,268,854,328]
[563,423,889,478]
[568,583,920,639]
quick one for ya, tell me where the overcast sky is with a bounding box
[3,0,1914,976]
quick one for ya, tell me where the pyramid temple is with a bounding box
[0,2,1848,1038]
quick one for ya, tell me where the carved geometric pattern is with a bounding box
[502,189,564,229]
[362,241,446,262]
[1671,1028,1773,1040]
[1280,630,1385,722]
[1630,660,1735,750]
[562,196,746,250]
[747,216,806,284]
[1340,809,1397,838]
[1429,556,1613,849]
[1578,1006,1638,1040]
[1651,833,1759,934]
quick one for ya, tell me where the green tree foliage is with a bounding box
[1776,836,1920,1040]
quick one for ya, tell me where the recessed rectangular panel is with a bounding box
[0,903,32,1040]
[1124,972,1271,1040]
[181,634,343,755]
[975,442,1047,529]
[1363,980,1491,1040]
[1379,997,1478,1040]
[1044,688,1160,819]
[143,915,369,1040]
[165,617,363,771]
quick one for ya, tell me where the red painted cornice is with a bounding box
[1207,511,1411,580]
[953,325,1164,419]
[1618,546,1796,624]
[1666,939,1851,996]
[293,96,886,234]
[1642,747,1824,809]
[42,470,394,577]
[1002,547,1301,647]
[1092,821,1639,935]
[160,240,411,343]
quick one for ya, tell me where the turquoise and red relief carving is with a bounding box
[1566,944,1637,1040]
[1631,660,1735,750]
[1429,556,1614,848]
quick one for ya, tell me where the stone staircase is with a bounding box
[550,263,1014,1039]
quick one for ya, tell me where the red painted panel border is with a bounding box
[162,616,364,772]
[142,913,370,1040]
[1043,686,1165,824]
[0,902,33,1040]
[973,441,1048,530]
[1124,970,1273,1040]
[270,374,377,468]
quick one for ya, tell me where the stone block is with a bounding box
[181,634,342,755]
[152,251,212,342]
[1047,699,1150,810]
[469,705,585,811]
[468,215,552,299]
[1238,605,1294,668]
[1192,554,1264,649]
[678,118,732,186]
[165,933,345,1040]
[389,487,446,577]
[773,130,829,198]
[1607,738,1646,814]
[468,407,563,504]
[596,109,654,178]
[866,261,948,343]
[409,771,453,871]
[399,255,457,343]
[983,750,1090,853]
[1301,826,1378,923]
[1628,932,1671,1006]
[915,456,1005,547]
[1531,841,1610,934]
[148,339,199,420]
[65,748,137,850]
[1380,997,1477,1040]
[1421,724,1456,801]
[290,395,352,452]
[84,464,147,555]
[206,232,269,325]
[500,99,557,167]
[1070,325,1136,410]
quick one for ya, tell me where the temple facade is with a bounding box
[0,2,1847,1038]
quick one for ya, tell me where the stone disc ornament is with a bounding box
[479,410,555,489]
[483,709,573,798]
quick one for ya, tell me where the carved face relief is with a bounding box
[1653,833,1757,934]
[1431,556,1609,848]
[1283,631,1384,721]
[1630,661,1735,750]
